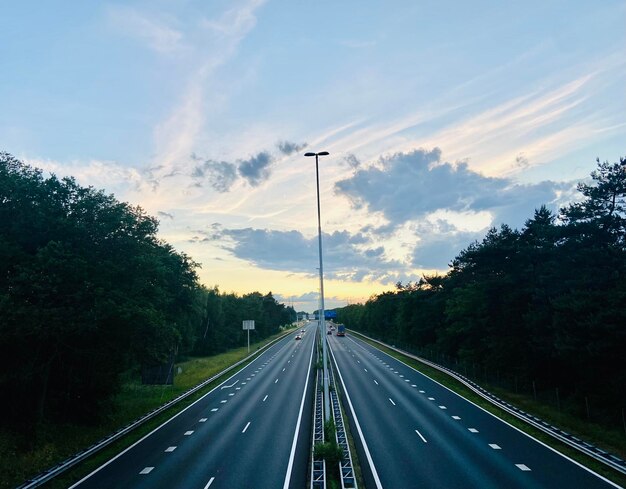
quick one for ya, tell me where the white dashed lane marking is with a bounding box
[468,428,479,433]
[184,431,194,435]
[415,429,428,443]
[140,467,154,474]
[389,398,396,406]
[489,444,501,450]
[165,446,176,452]
[516,464,531,471]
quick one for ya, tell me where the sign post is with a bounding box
[242,320,255,353]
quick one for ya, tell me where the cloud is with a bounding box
[190,141,305,191]
[343,153,361,169]
[277,141,308,156]
[192,159,238,192]
[335,148,569,229]
[108,7,185,55]
[192,225,409,283]
[238,151,273,187]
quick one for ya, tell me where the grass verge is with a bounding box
[1,329,294,489]
[352,331,626,488]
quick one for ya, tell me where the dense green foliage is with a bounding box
[338,158,626,424]
[0,153,293,432]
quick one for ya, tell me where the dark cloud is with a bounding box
[157,211,174,220]
[195,225,409,283]
[192,160,238,192]
[334,148,568,229]
[277,141,308,156]
[238,151,273,187]
[515,153,530,170]
[343,153,361,169]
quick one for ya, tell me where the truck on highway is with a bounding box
[336,324,346,336]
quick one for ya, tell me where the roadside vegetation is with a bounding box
[0,153,296,488]
[0,330,293,489]
[335,156,626,485]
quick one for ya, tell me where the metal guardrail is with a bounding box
[16,331,293,489]
[329,363,357,488]
[311,369,327,489]
[354,331,626,477]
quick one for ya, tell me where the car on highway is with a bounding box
[295,334,302,340]
[300,329,305,332]
[327,330,332,335]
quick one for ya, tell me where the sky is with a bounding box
[1,1,625,312]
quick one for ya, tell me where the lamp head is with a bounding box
[304,152,316,157]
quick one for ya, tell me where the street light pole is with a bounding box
[305,151,331,421]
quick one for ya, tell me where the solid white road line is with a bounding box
[415,429,428,443]
[165,446,176,452]
[140,467,154,474]
[203,476,215,488]
[221,379,239,389]
[242,422,251,433]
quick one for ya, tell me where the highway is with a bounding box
[70,325,315,489]
[328,332,621,489]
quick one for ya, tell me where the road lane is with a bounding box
[70,326,315,489]
[329,333,620,489]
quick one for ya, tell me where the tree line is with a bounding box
[0,153,293,431]
[338,157,626,424]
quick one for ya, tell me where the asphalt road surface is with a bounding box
[70,326,315,489]
[328,332,620,489]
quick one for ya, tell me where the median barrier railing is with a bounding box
[328,361,357,488]
[311,369,327,489]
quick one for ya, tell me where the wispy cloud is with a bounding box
[107,6,185,54]
[147,0,268,179]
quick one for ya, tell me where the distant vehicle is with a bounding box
[301,329,305,333]
[295,335,302,340]
[336,325,346,336]
[327,329,332,335]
